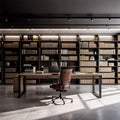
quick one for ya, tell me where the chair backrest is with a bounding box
[49,61,59,73]
[49,66,59,73]
[60,68,72,89]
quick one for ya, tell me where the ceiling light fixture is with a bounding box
[106,24,110,29]
[86,25,89,30]
[91,18,93,22]
[5,18,8,22]
[68,18,72,22]
[28,18,31,22]
[109,18,111,22]
[11,25,14,28]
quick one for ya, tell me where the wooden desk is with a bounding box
[17,72,102,98]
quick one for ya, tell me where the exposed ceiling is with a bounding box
[2,0,120,16]
[1,0,120,34]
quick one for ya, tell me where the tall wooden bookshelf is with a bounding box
[3,35,20,84]
[60,35,79,84]
[117,35,120,84]
[60,36,79,71]
[38,35,60,84]
[40,35,60,73]
[79,35,99,84]
[20,35,39,84]
[0,35,2,84]
[98,35,116,84]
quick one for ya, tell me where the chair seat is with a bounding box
[50,83,69,91]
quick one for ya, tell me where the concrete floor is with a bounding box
[0,84,120,120]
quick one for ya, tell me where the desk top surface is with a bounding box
[18,72,102,78]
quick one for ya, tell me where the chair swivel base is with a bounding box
[52,92,73,105]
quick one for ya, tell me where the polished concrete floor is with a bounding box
[0,84,120,120]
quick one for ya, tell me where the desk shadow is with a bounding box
[0,96,51,113]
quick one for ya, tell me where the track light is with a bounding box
[68,18,72,22]
[91,18,93,22]
[5,18,8,22]
[11,25,14,28]
[109,18,111,22]
[27,18,31,22]
[86,25,89,29]
[106,24,110,29]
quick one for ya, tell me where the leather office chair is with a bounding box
[50,68,73,105]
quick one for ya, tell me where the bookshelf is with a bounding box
[117,35,120,84]
[60,36,79,71]
[40,35,60,73]
[3,35,20,84]
[98,35,117,84]
[60,35,79,84]
[37,35,60,84]
[79,35,99,84]
[0,36,2,84]
[20,35,39,84]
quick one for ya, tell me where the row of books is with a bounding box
[80,61,96,66]
[62,43,76,48]
[61,50,76,54]
[22,49,37,54]
[100,72,114,78]
[5,68,16,72]
[99,49,115,54]
[80,42,96,48]
[5,51,18,55]
[41,43,58,48]
[80,56,95,61]
[80,68,96,72]
[5,56,18,61]
[25,56,38,61]
[22,43,37,48]
[99,43,115,48]
[5,73,17,78]
[80,49,95,54]
[61,56,77,61]
[42,50,58,54]
[99,67,112,72]
[4,42,19,48]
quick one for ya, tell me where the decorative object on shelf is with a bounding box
[6,62,10,67]
[33,66,36,73]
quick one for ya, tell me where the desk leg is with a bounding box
[99,76,102,98]
[23,77,26,94]
[18,76,20,98]
[18,76,25,98]
[92,76,95,93]
[92,76,102,98]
